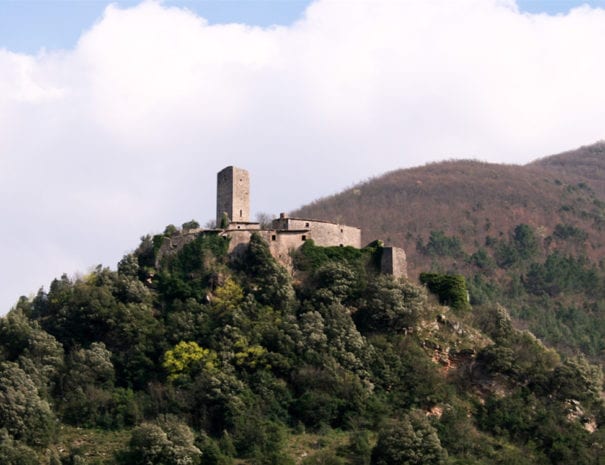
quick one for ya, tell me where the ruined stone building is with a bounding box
[214,166,407,278]
[158,166,407,278]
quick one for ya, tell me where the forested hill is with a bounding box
[294,141,605,277]
[293,142,605,363]
[1,226,603,464]
[2,143,605,464]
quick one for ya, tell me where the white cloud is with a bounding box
[1,0,605,313]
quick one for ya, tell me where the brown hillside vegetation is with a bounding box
[532,141,605,197]
[293,142,605,280]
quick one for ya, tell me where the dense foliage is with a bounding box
[0,228,603,464]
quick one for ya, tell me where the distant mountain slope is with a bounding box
[293,142,605,279]
[531,141,605,197]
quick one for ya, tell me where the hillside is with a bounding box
[294,142,605,276]
[532,142,605,198]
[293,142,605,361]
[1,227,603,464]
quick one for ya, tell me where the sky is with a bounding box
[1,0,605,314]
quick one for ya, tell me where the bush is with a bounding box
[419,273,470,312]
[0,430,38,465]
[371,411,447,465]
[119,418,201,465]
[239,233,295,310]
[553,224,588,242]
[0,362,55,447]
[355,276,425,333]
[157,233,230,301]
[420,231,463,258]
[182,220,200,231]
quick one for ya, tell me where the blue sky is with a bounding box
[1,0,605,54]
[2,0,310,52]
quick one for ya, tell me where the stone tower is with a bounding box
[216,166,250,226]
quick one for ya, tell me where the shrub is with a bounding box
[371,411,447,465]
[419,273,470,312]
[0,362,55,446]
[421,231,463,258]
[119,418,201,465]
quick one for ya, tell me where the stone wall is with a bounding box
[216,166,250,225]
[224,229,255,258]
[157,228,407,279]
[224,228,309,270]
[226,222,261,231]
[380,246,408,279]
[271,216,361,248]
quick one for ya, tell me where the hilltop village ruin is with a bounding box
[162,166,407,278]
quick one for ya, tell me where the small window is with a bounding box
[339,244,343,247]
[271,235,276,241]
[237,225,241,229]
[240,209,243,217]
[302,235,307,241]
[305,222,309,227]
[340,229,344,233]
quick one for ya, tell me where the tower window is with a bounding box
[272,235,276,241]
[305,222,309,227]
[240,209,242,217]
[302,235,307,241]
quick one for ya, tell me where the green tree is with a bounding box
[550,355,603,403]
[240,233,295,311]
[421,230,463,258]
[355,276,425,333]
[0,309,64,395]
[163,341,218,382]
[348,429,372,465]
[0,362,55,446]
[60,342,135,428]
[0,430,38,465]
[164,224,179,236]
[371,412,447,465]
[310,262,358,306]
[119,418,201,465]
[182,220,200,231]
[212,278,244,315]
[419,273,470,312]
[513,224,538,260]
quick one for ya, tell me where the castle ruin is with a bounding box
[215,166,407,278]
[157,166,406,278]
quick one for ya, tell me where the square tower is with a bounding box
[216,166,250,226]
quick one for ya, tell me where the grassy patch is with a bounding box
[55,426,131,465]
